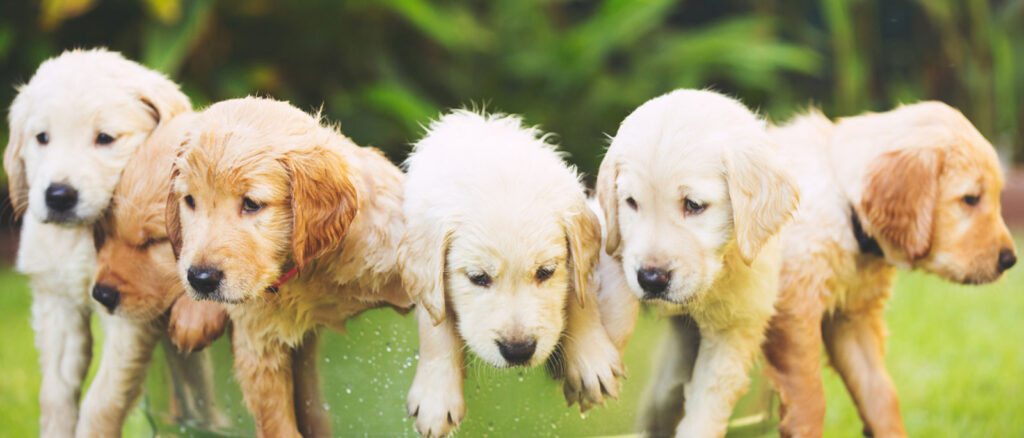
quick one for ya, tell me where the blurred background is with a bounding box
[0,0,1022,437]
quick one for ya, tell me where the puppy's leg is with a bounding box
[160,338,227,427]
[639,315,700,438]
[32,291,93,438]
[563,271,627,412]
[676,323,765,438]
[167,293,228,354]
[762,273,828,438]
[76,315,162,438]
[292,331,331,438]
[407,306,466,438]
[232,326,301,438]
[596,255,640,354]
[823,296,906,438]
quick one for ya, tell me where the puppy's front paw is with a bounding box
[406,368,465,438]
[562,331,625,412]
[168,295,228,354]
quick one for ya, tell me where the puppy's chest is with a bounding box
[232,276,409,345]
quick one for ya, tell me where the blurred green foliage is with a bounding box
[0,0,1022,178]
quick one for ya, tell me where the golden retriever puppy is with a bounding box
[400,110,623,437]
[762,103,1016,438]
[595,89,799,437]
[74,113,228,437]
[167,97,411,438]
[3,48,189,437]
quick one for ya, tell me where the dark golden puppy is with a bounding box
[76,113,227,438]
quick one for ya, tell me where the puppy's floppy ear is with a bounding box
[724,137,800,265]
[399,224,453,326]
[4,94,29,217]
[132,72,190,125]
[596,154,620,255]
[564,200,602,308]
[166,168,183,259]
[281,143,359,268]
[861,147,944,261]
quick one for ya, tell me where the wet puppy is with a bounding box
[595,89,799,437]
[167,97,410,438]
[763,103,1016,438]
[3,48,189,437]
[76,113,227,437]
[401,110,623,438]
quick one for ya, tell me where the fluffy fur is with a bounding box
[595,89,799,437]
[167,97,410,438]
[400,110,623,437]
[762,102,1016,438]
[75,113,227,437]
[3,48,189,437]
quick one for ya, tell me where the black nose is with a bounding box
[187,266,223,295]
[637,267,671,296]
[45,183,78,213]
[998,249,1017,273]
[92,284,120,313]
[496,338,537,366]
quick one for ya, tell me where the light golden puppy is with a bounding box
[167,97,411,438]
[3,48,189,437]
[400,110,623,437]
[595,89,799,437]
[75,113,228,438]
[763,103,1016,438]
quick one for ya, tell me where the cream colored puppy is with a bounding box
[595,89,799,437]
[401,110,623,437]
[3,48,189,437]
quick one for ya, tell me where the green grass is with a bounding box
[1,245,1022,437]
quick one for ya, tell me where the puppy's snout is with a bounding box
[637,267,671,297]
[45,183,78,213]
[997,249,1017,274]
[187,265,223,296]
[92,284,120,313]
[496,338,537,366]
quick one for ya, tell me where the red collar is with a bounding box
[266,265,300,293]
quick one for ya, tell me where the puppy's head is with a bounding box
[91,114,192,320]
[400,111,600,368]
[849,102,1016,284]
[597,89,798,304]
[4,48,189,224]
[167,97,358,304]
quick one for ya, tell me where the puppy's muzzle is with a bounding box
[997,248,1017,274]
[92,284,120,313]
[637,267,671,298]
[496,338,537,366]
[187,265,224,296]
[45,183,78,214]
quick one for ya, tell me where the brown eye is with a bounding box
[95,132,115,145]
[625,197,638,210]
[535,266,554,282]
[962,194,980,206]
[184,195,195,209]
[242,197,263,213]
[140,237,168,249]
[684,198,706,215]
[468,272,492,288]
[36,132,49,145]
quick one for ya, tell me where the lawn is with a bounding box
[0,239,1021,437]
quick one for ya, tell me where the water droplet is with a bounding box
[323,403,331,411]
[346,388,352,394]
